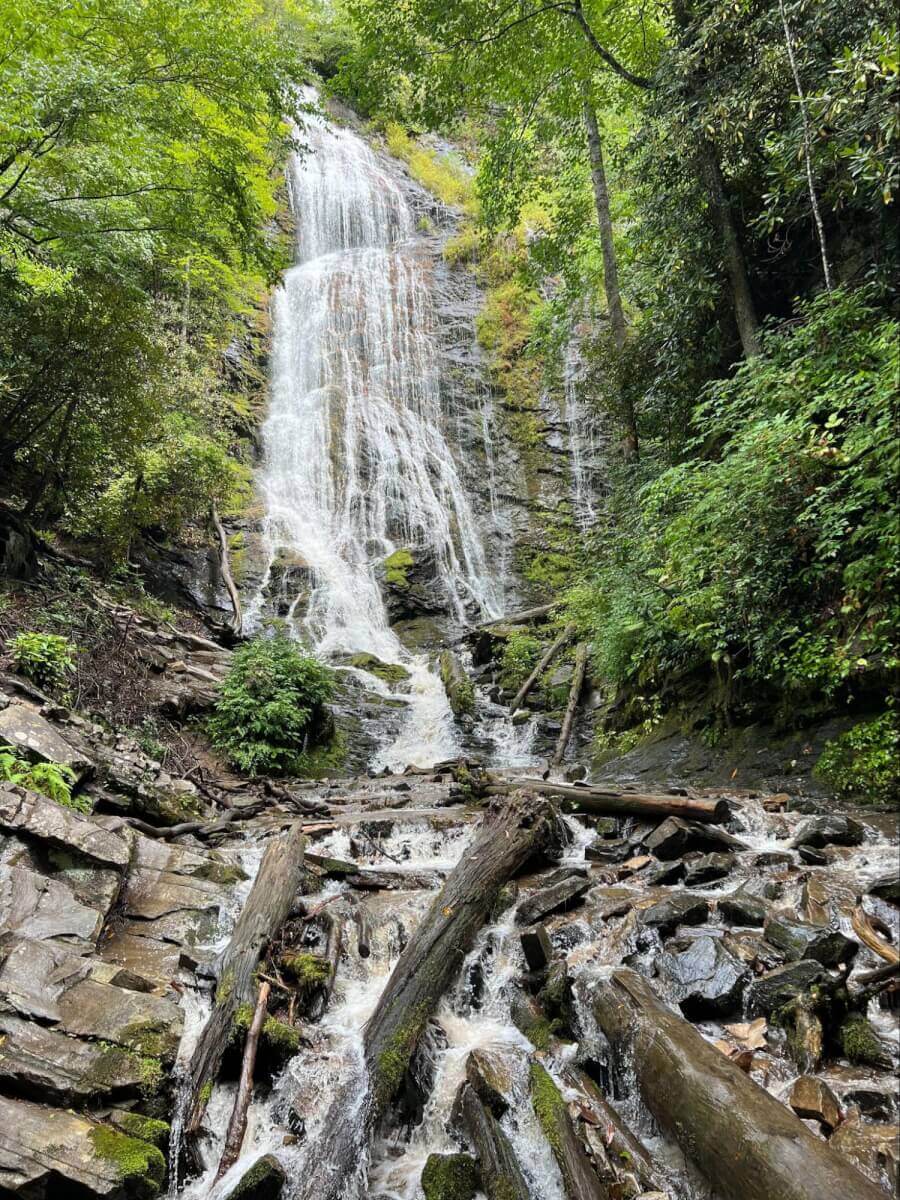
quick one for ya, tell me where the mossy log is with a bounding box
[293,792,559,1200]
[593,968,885,1200]
[483,776,729,823]
[510,623,577,712]
[475,603,554,629]
[455,1081,532,1200]
[214,980,270,1184]
[182,824,306,1136]
[551,641,589,766]
[529,1061,607,1200]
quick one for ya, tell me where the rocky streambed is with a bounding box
[0,660,897,1200]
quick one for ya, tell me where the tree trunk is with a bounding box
[211,502,243,636]
[529,1062,607,1199]
[511,624,576,712]
[213,980,270,1184]
[456,1081,533,1199]
[475,603,554,630]
[699,143,761,357]
[292,792,560,1200]
[593,968,885,1200]
[182,825,306,1134]
[551,642,589,766]
[582,100,638,459]
[482,776,729,823]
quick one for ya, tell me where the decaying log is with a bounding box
[483,776,729,823]
[308,912,343,1019]
[211,502,243,636]
[852,904,900,965]
[551,642,589,766]
[475,603,554,630]
[293,792,559,1200]
[511,623,576,712]
[455,1081,532,1200]
[593,968,885,1200]
[183,825,306,1134]
[213,980,270,1184]
[529,1062,606,1200]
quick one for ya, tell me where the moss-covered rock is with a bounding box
[439,650,475,719]
[347,651,411,686]
[529,1061,566,1155]
[279,951,330,990]
[88,1124,166,1198]
[421,1152,479,1200]
[223,1154,285,1200]
[109,1112,170,1148]
[840,1014,888,1066]
[383,547,415,588]
[232,1004,302,1057]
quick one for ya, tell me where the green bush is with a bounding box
[499,631,543,693]
[208,633,335,776]
[0,746,87,811]
[9,631,77,692]
[814,712,899,806]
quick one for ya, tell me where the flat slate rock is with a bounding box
[99,926,183,986]
[639,893,710,936]
[643,816,747,861]
[0,785,130,869]
[746,959,826,1016]
[683,851,735,886]
[0,1013,148,1104]
[0,705,92,778]
[516,875,591,925]
[658,934,749,1017]
[56,976,183,1062]
[0,935,90,1022]
[0,865,104,943]
[718,887,770,928]
[763,913,858,966]
[790,815,865,850]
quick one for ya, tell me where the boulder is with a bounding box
[718,887,770,928]
[683,851,735,886]
[585,837,634,864]
[0,705,92,779]
[791,816,865,851]
[0,785,130,869]
[516,875,591,925]
[222,1155,286,1200]
[789,1075,843,1132]
[466,1047,514,1117]
[0,1014,150,1104]
[520,925,553,971]
[867,871,900,904]
[0,1094,164,1198]
[639,894,710,937]
[828,1112,899,1192]
[643,816,746,861]
[658,935,749,1017]
[745,959,826,1017]
[643,859,685,887]
[421,1153,479,1200]
[438,651,475,721]
[763,913,858,966]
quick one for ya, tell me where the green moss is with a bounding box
[383,123,473,210]
[840,1014,886,1065]
[112,1114,170,1148]
[137,1056,164,1098]
[195,859,248,886]
[421,1152,479,1200]
[216,967,235,1004]
[199,1080,213,1107]
[348,651,411,684]
[280,952,330,989]
[375,1004,429,1110]
[88,1126,165,1197]
[382,548,415,588]
[120,1020,173,1060]
[232,1004,302,1055]
[439,650,476,718]
[228,1155,284,1198]
[529,1062,565,1154]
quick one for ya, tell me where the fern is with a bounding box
[0,745,87,812]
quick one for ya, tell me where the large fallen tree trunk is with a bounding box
[511,623,576,712]
[456,1081,533,1200]
[594,968,885,1200]
[475,603,554,629]
[529,1062,607,1200]
[483,776,729,823]
[182,824,306,1136]
[551,641,589,766]
[294,792,560,1200]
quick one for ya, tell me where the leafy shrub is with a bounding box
[499,631,542,693]
[9,631,77,692]
[383,122,474,209]
[814,712,899,806]
[208,633,335,776]
[0,746,87,811]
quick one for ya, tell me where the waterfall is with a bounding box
[255,92,501,768]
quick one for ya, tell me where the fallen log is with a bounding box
[511,623,576,712]
[851,904,900,965]
[529,1062,607,1200]
[308,911,343,1019]
[455,1082,532,1200]
[483,776,729,823]
[211,502,243,636]
[593,968,885,1200]
[475,603,554,630]
[293,792,560,1200]
[182,825,306,1135]
[551,642,589,766]
[213,980,270,1184]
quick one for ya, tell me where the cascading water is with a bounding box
[254,91,502,769]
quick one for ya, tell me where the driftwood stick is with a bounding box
[183,826,305,1136]
[213,980,271,1184]
[211,502,243,636]
[483,776,728,823]
[851,904,900,965]
[511,623,576,712]
[475,603,554,630]
[552,642,589,766]
[593,968,884,1200]
[292,792,560,1200]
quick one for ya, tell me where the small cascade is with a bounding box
[562,336,604,532]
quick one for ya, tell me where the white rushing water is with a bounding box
[255,91,502,769]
